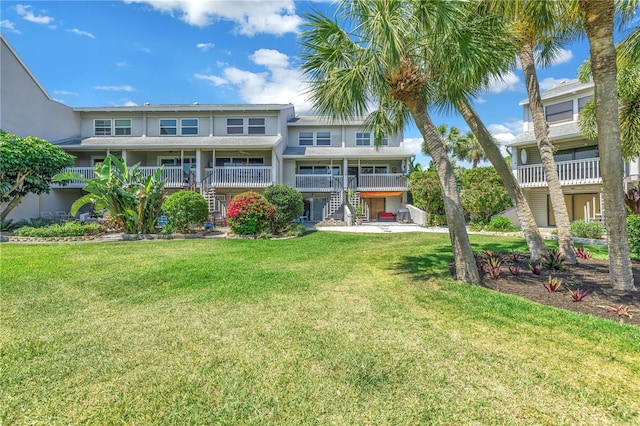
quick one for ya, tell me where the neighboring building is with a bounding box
[0,35,412,223]
[508,79,640,227]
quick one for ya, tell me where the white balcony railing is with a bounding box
[204,166,272,188]
[358,173,409,191]
[51,166,186,188]
[517,158,601,188]
[295,175,343,191]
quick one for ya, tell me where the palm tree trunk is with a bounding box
[407,99,480,284]
[457,98,548,262]
[519,43,577,264]
[579,0,635,290]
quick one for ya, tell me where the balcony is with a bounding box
[295,175,343,192]
[51,166,186,188]
[358,173,409,191]
[203,166,272,188]
[517,158,601,188]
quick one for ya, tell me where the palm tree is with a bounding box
[485,1,578,264]
[576,0,635,290]
[300,0,484,284]
[436,124,463,158]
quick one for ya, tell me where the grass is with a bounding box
[2,232,639,425]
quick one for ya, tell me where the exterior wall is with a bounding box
[283,160,297,187]
[1,37,80,141]
[525,190,550,227]
[212,114,280,136]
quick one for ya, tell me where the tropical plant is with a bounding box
[529,262,543,275]
[627,214,640,258]
[485,217,519,232]
[543,276,563,293]
[571,220,605,239]
[600,304,633,319]
[478,250,502,279]
[569,288,590,302]
[483,1,577,265]
[458,167,512,224]
[575,2,637,290]
[0,130,75,220]
[52,154,167,234]
[542,248,566,271]
[226,191,276,236]
[408,165,446,226]
[13,221,101,237]
[264,184,305,232]
[575,247,593,260]
[162,190,209,233]
[509,265,522,276]
[300,0,486,283]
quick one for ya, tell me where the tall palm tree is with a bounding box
[436,124,463,159]
[577,0,635,290]
[300,0,491,284]
[485,1,578,264]
[456,98,548,261]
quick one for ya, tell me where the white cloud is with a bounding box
[473,97,487,104]
[135,44,152,53]
[402,137,424,155]
[196,48,312,111]
[549,48,573,66]
[124,0,302,35]
[115,61,130,67]
[68,28,95,39]
[54,90,79,96]
[1,19,21,34]
[196,42,214,51]
[538,77,571,91]
[123,101,138,106]
[194,73,228,85]
[488,120,523,154]
[94,85,135,92]
[485,71,522,94]
[15,4,54,25]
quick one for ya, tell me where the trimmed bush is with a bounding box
[571,220,605,239]
[163,191,209,232]
[264,184,304,232]
[226,191,276,235]
[13,221,101,237]
[627,215,640,258]
[459,167,512,224]
[485,216,519,232]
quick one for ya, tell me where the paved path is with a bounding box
[313,223,451,234]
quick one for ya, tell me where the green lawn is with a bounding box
[2,232,639,425]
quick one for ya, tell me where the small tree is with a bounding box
[459,167,512,225]
[0,130,75,220]
[264,184,304,232]
[163,191,208,233]
[226,191,276,236]
[53,154,167,234]
[408,165,446,226]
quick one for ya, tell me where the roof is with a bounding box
[53,135,282,149]
[508,121,583,146]
[518,79,594,105]
[74,104,295,113]
[283,146,413,158]
[1,34,54,102]
[287,116,368,126]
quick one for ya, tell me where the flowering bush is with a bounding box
[226,191,276,235]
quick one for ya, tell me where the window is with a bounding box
[316,131,331,146]
[360,165,388,174]
[160,119,177,135]
[299,132,314,146]
[298,165,339,174]
[248,118,266,135]
[227,118,244,134]
[578,95,593,112]
[356,132,371,146]
[181,118,198,135]
[215,156,264,166]
[114,119,131,136]
[95,119,112,136]
[545,100,573,124]
[382,137,389,146]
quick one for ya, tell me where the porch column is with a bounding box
[272,149,278,184]
[343,158,348,188]
[121,150,128,166]
[142,112,147,137]
[196,149,202,185]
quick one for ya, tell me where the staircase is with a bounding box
[321,190,369,222]
[202,187,227,225]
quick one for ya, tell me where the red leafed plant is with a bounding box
[529,262,543,275]
[509,265,522,276]
[543,276,562,292]
[478,250,502,279]
[575,247,592,259]
[600,305,634,319]
[569,288,590,302]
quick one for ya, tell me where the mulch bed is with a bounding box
[480,253,640,327]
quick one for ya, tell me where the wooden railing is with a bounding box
[517,158,601,188]
[203,166,272,188]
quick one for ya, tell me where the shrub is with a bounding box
[409,166,445,225]
[29,217,58,228]
[484,216,519,232]
[264,184,304,232]
[459,167,512,224]
[162,191,209,232]
[628,215,640,258]
[13,221,101,237]
[571,220,605,239]
[226,191,276,235]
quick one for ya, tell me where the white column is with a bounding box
[209,112,214,137]
[196,149,202,185]
[272,149,278,184]
[142,112,147,137]
[121,150,128,166]
[343,158,348,188]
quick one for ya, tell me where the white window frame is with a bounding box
[356,132,371,146]
[360,165,389,174]
[299,132,314,146]
[159,119,178,136]
[180,118,199,136]
[227,118,244,135]
[94,119,112,136]
[248,117,266,135]
[316,131,331,146]
[545,100,573,124]
[114,119,132,136]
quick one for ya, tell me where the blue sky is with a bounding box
[1,1,630,166]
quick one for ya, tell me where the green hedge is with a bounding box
[13,221,101,237]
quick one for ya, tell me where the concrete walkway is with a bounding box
[312,222,563,237]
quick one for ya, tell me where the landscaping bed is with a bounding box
[481,254,640,326]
